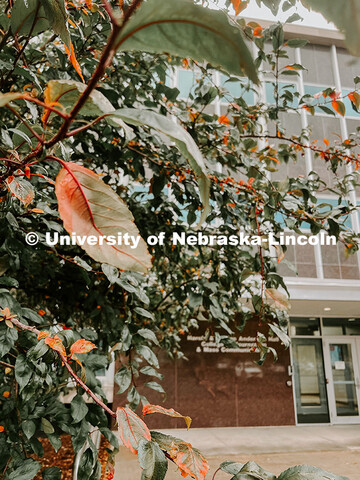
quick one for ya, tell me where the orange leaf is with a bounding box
[332,100,345,116]
[348,91,360,109]
[116,407,151,454]
[55,162,151,272]
[70,339,96,355]
[143,404,192,430]
[253,26,263,37]
[37,331,50,340]
[323,138,329,147]
[64,42,84,83]
[152,431,209,480]
[231,0,248,15]
[218,115,230,125]
[45,335,67,359]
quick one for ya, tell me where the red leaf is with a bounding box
[143,404,192,429]
[54,162,151,272]
[116,407,151,454]
[70,339,96,355]
[151,431,209,480]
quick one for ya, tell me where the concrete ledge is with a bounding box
[143,425,360,456]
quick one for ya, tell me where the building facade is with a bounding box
[112,21,360,428]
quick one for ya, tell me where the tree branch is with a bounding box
[9,316,116,419]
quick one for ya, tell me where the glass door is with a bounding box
[323,338,360,424]
[292,339,329,424]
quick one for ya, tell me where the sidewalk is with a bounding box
[114,425,360,479]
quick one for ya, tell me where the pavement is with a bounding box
[114,425,360,480]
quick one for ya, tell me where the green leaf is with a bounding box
[43,80,133,137]
[269,323,290,348]
[136,328,159,346]
[318,105,336,116]
[114,367,132,394]
[42,467,62,480]
[39,0,70,48]
[278,465,350,480]
[286,38,308,48]
[15,354,32,392]
[138,439,168,480]
[233,461,276,480]
[140,366,164,380]
[11,0,49,37]
[8,459,41,480]
[41,418,55,434]
[302,0,360,56]
[145,381,165,394]
[220,461,244,475]
[22,420,36,440]
[136,345,160,368]
[115,0,258,83]
[71,394,89,423]
[112,108,210,223]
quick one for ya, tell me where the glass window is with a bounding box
[337,47,360,89]
[276,233,317,278]
[301,44,334,86]
[290,317,321,337]
[323,318,360,335]
[177,69,199,99]
[322,243,359,280]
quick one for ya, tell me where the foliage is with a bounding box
[0,0,359,478]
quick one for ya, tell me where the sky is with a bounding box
[209,0,336,30]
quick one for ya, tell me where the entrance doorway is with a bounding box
[323,338,360,423]
[291,317,360,424]
[292,338,330,424]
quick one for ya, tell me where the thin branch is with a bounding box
[0,360,14,369]
[22,95,69,119]
[66,114,110,137]
[6,106,44,144]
